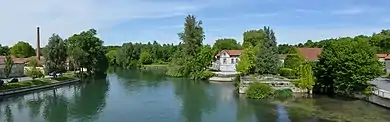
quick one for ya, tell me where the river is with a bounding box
[0,69,390,122]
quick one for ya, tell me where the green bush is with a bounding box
[275,89,293,97]
[279,68,296,79]
[246,82,275,99]
[190,71,215,80]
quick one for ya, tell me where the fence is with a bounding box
[372,87,390,99]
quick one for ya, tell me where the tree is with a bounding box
[315,38,384,96]
[0,44,10,55]
[212,38,242,53]
[67,29,108,76]
[105,50,118,65]
[44,34,67,74]
[283,54,304,69]
[3,55,13,78]
[10,41,35,58]
[27,57,39,67]
[296,62,315,93]
[243,30,265,48]
[178,15,204,57]
[139,51,153,65]
[255,26,279,75]
[168,15,205,77]
[236,45,256,75]
[26,58,44,80]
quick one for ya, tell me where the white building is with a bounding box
[212,50,243,72]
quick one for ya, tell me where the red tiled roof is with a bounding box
[0,56,29,65]
[216,50,243,57]
[296,48,322,61]
[377,54,390,59]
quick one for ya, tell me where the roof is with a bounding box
[296,48,322,61]
[377,54,390,59]
[216,50,243,57]
[0,56,45,65]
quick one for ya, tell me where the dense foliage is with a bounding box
[212,38,242,54]
[236,45,255,75]
[315,38,384,96]
[3,55,13,78]
[105,50,118,65]
[246,82,275,99]
[166,15,214,80]
[44,34,68,74]
[10,41,35,58]
[242,30,265,48]
[26,58,44,80]
[139,51,153,65]
[284,54,304,69]
[67,29,108,76]
[0,44,10,55]
[255,27,279,75]
[296,62,315,93]
[115,42,177,67]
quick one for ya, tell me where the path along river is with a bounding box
[0,69,390,122]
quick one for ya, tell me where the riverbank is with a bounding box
[0,74,81,96]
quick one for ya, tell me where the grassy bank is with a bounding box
[0,73,77,91]
[140,64,169,70]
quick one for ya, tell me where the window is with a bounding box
[231,59,234,64]
[223,53,226,56]
[223,58,227,64]
[235,58,239,63]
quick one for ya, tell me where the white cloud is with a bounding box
[0,0,206,47]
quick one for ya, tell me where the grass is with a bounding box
[0,72,78,91]
[0,80,52,90]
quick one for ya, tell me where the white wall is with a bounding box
[217,52,240,72]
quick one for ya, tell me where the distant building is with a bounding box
[0,56,28,78]
[212,50,243,72]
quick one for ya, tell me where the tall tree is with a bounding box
[168,15,205,77]
[44,34,67,74]
[242,30,265,48]
[255,26,279,75]
[26,57,44,80]
[236,45,256,75]
[4,55,14,78]
[10,41,35,58]
[105,49,118,65]
[296,62,315,93]
[178,15,204,57]
[212,38,242,53]
[67,29,108,76]
[315,38,384,95]
[139,51,153,65]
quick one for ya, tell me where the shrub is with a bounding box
[246,82,275,99]
[0,80,51,90]
[279,68,296,79]
[190,71,215,80]
[9,78,19,83]
[275,89,293,97]
[26,67,44,80]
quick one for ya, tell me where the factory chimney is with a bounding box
[36,27,40,60]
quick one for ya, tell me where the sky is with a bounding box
[1,0,390,47]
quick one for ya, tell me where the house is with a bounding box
[376,54,390,73]
[213,50,243,72]
[296,48,322,61]
[296,48,390,73]
[0,56,29,78]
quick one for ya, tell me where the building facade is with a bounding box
[212,50,242,72]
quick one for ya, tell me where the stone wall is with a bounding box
[0,64,25,78]
[238,75,307,94]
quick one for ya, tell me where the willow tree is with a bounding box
[297,62,315,94]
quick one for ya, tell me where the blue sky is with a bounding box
[1,0,390,47]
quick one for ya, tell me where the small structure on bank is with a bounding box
[238,75,306,94]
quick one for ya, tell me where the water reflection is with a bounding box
[0,69,389,122]
[0,78,109,122]
[171,79,217,122]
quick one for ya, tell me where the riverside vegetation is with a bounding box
[1,14,388,99]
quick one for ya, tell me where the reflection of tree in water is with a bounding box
[172,79,216,122]
[27,95,44,120]
[235,95,255,122]
[114,68,167,90]
[248,99,278,122]
[5,105,13,122]
[42,90,69,122]
[69,79,109,121]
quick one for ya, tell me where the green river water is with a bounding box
[0,69,389,122]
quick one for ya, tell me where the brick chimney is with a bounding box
[36,27,40,60]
